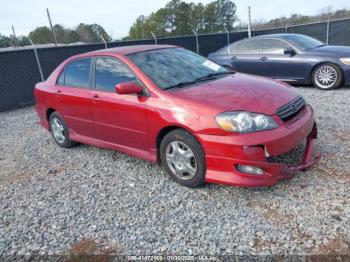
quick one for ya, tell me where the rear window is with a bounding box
[63,58,92,88]
[57,70,65,85]
[229,43,239,54]
[237,40,261,54]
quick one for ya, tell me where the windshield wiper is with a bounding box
[163,71,235,90]
[194,71,235,82]
[307,44,326,50]
[163,80,197,90]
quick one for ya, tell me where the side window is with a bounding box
[262,39,290,54]
[64,58,92,88]
[229,43,238,54]
[57,70,65,85]
[237,40,261,54]
[95,57,139,92]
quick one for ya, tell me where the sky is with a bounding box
[0,0,349,39]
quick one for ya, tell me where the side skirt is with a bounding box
[69,130,157,163]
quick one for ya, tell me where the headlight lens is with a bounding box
[216,111,277,133]
[340,58,350,65]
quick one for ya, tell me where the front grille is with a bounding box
[276,96,305,122]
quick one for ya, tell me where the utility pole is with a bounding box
[248,6,252,38]
[46,8,57,46]
[11,25,18,48]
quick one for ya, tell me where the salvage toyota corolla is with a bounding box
[35,45,319,188]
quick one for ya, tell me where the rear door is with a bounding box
[230,39,263,74]
[55,58,95,138]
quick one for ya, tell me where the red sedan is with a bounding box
[35,45,319,188]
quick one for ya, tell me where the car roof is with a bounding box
[245,33,302,40]
[86,44,176,56]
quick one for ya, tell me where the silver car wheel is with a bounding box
[51,117,66,144]
[314,65,338,89]
[165,141,197,180]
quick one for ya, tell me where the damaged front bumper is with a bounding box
[276,123,320,180]
[204,124,320,187]
[201,105,320,187]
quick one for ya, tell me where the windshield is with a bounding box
[281,34,324,50]
[127,48,227,89]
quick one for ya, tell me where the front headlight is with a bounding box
[216,111,277,133]
[340,58,350,65]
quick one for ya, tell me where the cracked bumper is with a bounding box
[199,106,319,187]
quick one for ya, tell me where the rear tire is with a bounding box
[49,112,75,148]
[160,129,206,188]
[311,63,343,90]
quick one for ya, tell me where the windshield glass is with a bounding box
[281,34,324,50]
[127,48,227,89]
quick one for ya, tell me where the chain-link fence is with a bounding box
[1,18,350,112]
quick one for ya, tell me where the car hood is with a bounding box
[170,73,300,116]
[308,45,350,57]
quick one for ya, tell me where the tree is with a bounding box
[127,0,237,39]
[203,2,216,33]
[214,0,237,31]
[252,7,350,30]
[53,24,65,43]
[129,15,148,39]
[63,30,80,43]
[29,26,53,44]
[0,34,10,47]
[192,3,205,33]
[75,23,112,43]
[91,23,112,41]
[18,36,30,46]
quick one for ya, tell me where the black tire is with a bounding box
[160,129,206,188]
[311,63,343,90]
[49,112,75,148]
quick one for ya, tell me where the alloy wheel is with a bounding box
[314,65,338,89]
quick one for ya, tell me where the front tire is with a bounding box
[49,112,75,148]
[311,63,343,90]
[160,129,206,188]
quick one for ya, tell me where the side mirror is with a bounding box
[284,47,296,56]
[115,82,143,95]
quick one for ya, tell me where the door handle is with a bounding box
[57,90,62,94]
[260,57,268,61]
[231,56,237,60]
[92,94,101,100]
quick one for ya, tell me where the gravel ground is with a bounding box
[0,87,350,257]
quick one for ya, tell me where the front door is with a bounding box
[258,39,309,81]
[90,56,149,151]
